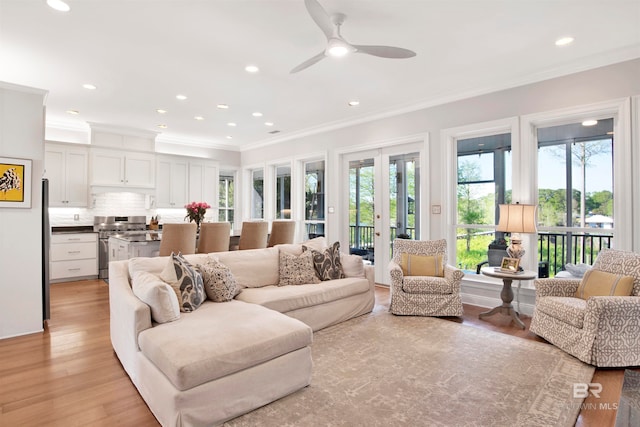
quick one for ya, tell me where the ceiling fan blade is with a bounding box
[304,0,334,39]
[290,51,326,74]
[353,45,417,59]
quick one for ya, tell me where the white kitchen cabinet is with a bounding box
[90,148,155,188]
[50,233,98,282]
[156,155,189,208]
[188,159,217,206]
[109,236,160,261]
[44,143,89,207]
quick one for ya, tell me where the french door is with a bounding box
[342,143,422,284]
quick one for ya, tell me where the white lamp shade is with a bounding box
[496,204,537,233]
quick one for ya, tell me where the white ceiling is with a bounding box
[1,0,639,151]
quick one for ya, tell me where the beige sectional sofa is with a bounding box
[108,238,375,427]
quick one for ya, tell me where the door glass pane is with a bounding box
[275,165,291,219]
[305,160,325,238]
[456,133,512,272]
[349,159,375,264]
[251,168,264,219]
[389,153,419,244]
[537,119,614,274]
[218,172,234,222]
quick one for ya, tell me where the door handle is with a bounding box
[375,232,380,236]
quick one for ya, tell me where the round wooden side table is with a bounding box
[479,267,537,329]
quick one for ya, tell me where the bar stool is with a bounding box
[197,222,231,253]
[159,223,197,256]
[238,221,268,250]
[268,220,296,247]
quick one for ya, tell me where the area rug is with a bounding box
[225,310,594,426]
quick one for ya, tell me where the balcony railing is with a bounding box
[349,225,416,250]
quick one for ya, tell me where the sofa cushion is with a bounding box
[400,253,444,277]
[137,300,312,391]
[159,253,206,312]
[275,236,328,256]
[197,257,238,302]
[575,269,634,300]
[279,250,321,286]
[306,241,345,281]
[129,253,210,278]
[340,252,365,278]
[236,277,370,313]
[131,271,180,323]
[535,296,587,329]
[215,247,279,288]
[402,276,454,295]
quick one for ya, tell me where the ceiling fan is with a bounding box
[290,0,417,73]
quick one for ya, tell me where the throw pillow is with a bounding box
[160,252,205,312]
[278,250,321,286]
[304,241,345,281]
[564,263,591,278]
[575,269,634,300]
[340,252,365,278]
[400,253,444,277]
[197,257,238,302]
[132,271,180,323]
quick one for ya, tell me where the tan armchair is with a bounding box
[388,239,464,316]
[530,248,640,367]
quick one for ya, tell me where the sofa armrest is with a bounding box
[444,264,464,285]
[363,264,376,291]
[533,278,581,298]
[108,260,153,381]
[388,261,404,291]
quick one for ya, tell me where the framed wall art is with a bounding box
[0,157,32,208]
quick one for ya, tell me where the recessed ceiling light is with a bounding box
[158,124,167,129]
[66,109,79,115]
[82,83,97,90]
[194,116,204,121]
[227,122,237,127]
[265,122,274,126]
[555,36,574,46]
[348,100,360,107]
[47,0,70,12]
[245,65,259,73]
[176,94,187,100]
[217,104,229,109]
[582,119,598,126]
[252,112,263,117]
[226,136,233,140]
[156,109,167,114]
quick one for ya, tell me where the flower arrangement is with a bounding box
[184,201,211,230]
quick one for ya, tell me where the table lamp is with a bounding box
[496,203,537,264]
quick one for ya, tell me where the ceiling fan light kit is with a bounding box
[291,0,416,73]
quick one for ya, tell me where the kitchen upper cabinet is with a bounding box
[44,143,89,207]
[188,160,217,206]
[90,148,155,188]
[156,156,189,208]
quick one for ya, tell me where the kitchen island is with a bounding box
[108,232,161,262]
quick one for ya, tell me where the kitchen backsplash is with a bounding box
[48,192,208,227]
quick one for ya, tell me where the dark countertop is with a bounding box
[52,226,95,234]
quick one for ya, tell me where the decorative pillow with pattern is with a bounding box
[197,257,238,302]
[278,250,321,286]
[304,241,345,281]
[160,252,205,312]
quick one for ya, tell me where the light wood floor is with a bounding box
[0,280,635,426]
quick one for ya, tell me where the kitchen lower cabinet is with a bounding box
[50,233,98,282]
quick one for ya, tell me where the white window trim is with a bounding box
[520,97,633,251]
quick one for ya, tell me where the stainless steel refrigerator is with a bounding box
[42,178,50,322]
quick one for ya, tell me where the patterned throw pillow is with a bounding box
[575,269,634,300]
[399,253,444,277]
[197,257,238,302]
[304,241,345,281]
[278,250,321,286]
[160,252,205,312]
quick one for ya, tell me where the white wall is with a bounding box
[241,59,640,244]
[0,82,47,339]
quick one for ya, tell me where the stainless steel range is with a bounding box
[94,216,147,279]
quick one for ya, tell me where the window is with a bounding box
[305,160,325,238]
[456,133,512,271]
[251,168,264,219]
[536,119,614,273]
[275,165,291,219]
[218,172,234,223]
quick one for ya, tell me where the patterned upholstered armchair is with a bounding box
[530,249,640,367]
[388,239,464,316]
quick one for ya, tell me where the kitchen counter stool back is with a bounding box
[159,223,197,256]
[197,222,231,253]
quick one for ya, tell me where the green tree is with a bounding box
[457,160,485,251]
